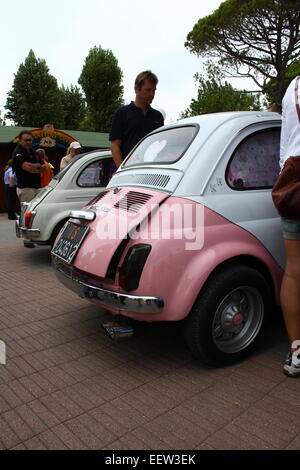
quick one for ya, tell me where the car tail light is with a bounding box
[25,212,35,228]
[119,244,152,292]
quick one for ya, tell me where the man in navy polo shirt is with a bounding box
[109,71,164,168]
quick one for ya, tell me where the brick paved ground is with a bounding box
[1,214,300,450]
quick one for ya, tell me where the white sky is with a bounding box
[0,0,254,126]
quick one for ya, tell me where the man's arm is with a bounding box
[279,105,288,170]
[21,162,42,174]
[9,173,16,187]
[111,140,123,169]
[109,107,124,169]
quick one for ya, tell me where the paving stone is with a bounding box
[125,428,166,450]
[24,436,48,450]
[38,428,70,450]
[286,433,300,450]
[204,424,276,450]
[2,409,35,443]
[27,400,60,428]
[0,383,23,409]
[0,415,20,449]
[6,379,35,405]
[64,417,107,450]
[97,398,149,430]
[14,403,48,435]
[232,409,296,448]
[45,424,88,450]
[143,410,209,449]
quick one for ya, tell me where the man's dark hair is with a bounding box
[18,130,33,140]
[135,71,158,88]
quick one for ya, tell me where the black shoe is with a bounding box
[8,216,17,220]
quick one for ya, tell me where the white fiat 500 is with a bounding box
[16,150,113,247]
[52,112,284,367]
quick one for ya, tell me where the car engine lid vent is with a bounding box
[88,190,109,207]
[114,191,153,213]
[110,173,171,189]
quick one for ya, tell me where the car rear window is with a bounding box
[123,126,198,167]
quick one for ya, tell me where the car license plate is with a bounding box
[51,222,89,265]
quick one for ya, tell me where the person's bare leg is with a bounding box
[280,239,300,345]
[281,239,300,376]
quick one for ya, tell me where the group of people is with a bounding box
[4,133,54,220]
[4,70,163,221]
[3,135,83,221]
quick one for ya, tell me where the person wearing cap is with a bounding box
[60,141,82,171]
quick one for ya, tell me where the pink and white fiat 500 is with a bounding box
[52,111,284,366]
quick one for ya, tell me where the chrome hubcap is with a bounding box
[212,286,264,354]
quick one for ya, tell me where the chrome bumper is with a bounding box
[54,262,164,315]
[15,217,40,239]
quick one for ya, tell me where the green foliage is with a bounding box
[78,111,95,132]
[185,0,300,104]
[263,60,300,105]
[60,85,86,130]
[5,50,65,127]
[182,72,261,117]
[79,46,124,132]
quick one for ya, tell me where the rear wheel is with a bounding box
[184,264,272,367]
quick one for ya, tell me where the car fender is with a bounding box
[119,204,283,322]
[31,204,73,243]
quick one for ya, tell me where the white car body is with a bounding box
[16,150,113,246]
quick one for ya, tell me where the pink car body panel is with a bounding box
[72,191,283,322]
[72,187,169,278]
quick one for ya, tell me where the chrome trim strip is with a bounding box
[66,196,96,200]
[54,264,164,314]
[69,210,96,221]
[15,218,40,238]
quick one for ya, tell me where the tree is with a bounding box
[185,0,300,105]
[60,85,86,130]
[263,59,300,106]
[5,50,65,127]
[79,46,124,132]
[181,69,261,117]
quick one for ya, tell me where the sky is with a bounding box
[0,0,253,126]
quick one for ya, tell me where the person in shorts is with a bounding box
[278,75,300,377]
